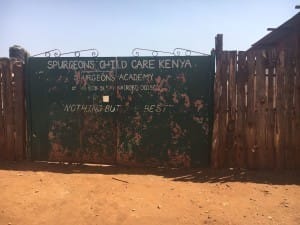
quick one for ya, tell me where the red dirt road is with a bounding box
[0,161,299,225]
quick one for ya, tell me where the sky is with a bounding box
[0,0,299,57]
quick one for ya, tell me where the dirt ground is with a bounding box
[0,161,299,225]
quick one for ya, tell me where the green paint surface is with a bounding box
[26,56,214,166]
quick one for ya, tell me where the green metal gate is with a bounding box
[26,56,214,167]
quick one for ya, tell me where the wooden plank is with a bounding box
[1,58,15,160]
[226,51,237,167]
[264,49,276,168]
[268,49,276,168]
[254,50,267,168]
[245,51,257,169]
[295,35,300,168]
[275,49,286,168]
[215,34,223,62]
[211,52,222,168]
[221,52,230,168]
[211,36,223,168]
[7,59,16,160]
[0,61,4,158]
[235,51,247,168]
[212,35,223,168]
[212,52,228,168]
[13,60,25,160]
[1,59,8,159]
[211,65,220,168]
[285,47,296,168]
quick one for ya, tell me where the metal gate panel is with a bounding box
[26,57,117,163]
[26,56,214,166]
[116,56,214,167]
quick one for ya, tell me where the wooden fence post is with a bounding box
[296,35,300,168]
[212,34,225,168]
[0,58,25,161]
[293,44,299,168]
[285,46,297,169]
[275,49,286,168]
[13,60,26,160]
[226,51,237,167]
[215,34,223,62]
[1,59,15,160]
[255,50,269,168]
[0,61,4,157]
[245,51,257,168]
[235,51,248,168]
[265,49,276,169]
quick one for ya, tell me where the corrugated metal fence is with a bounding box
[0,58,26,160]
[212,47,300,169]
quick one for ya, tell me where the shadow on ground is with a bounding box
[0,160,299,185]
